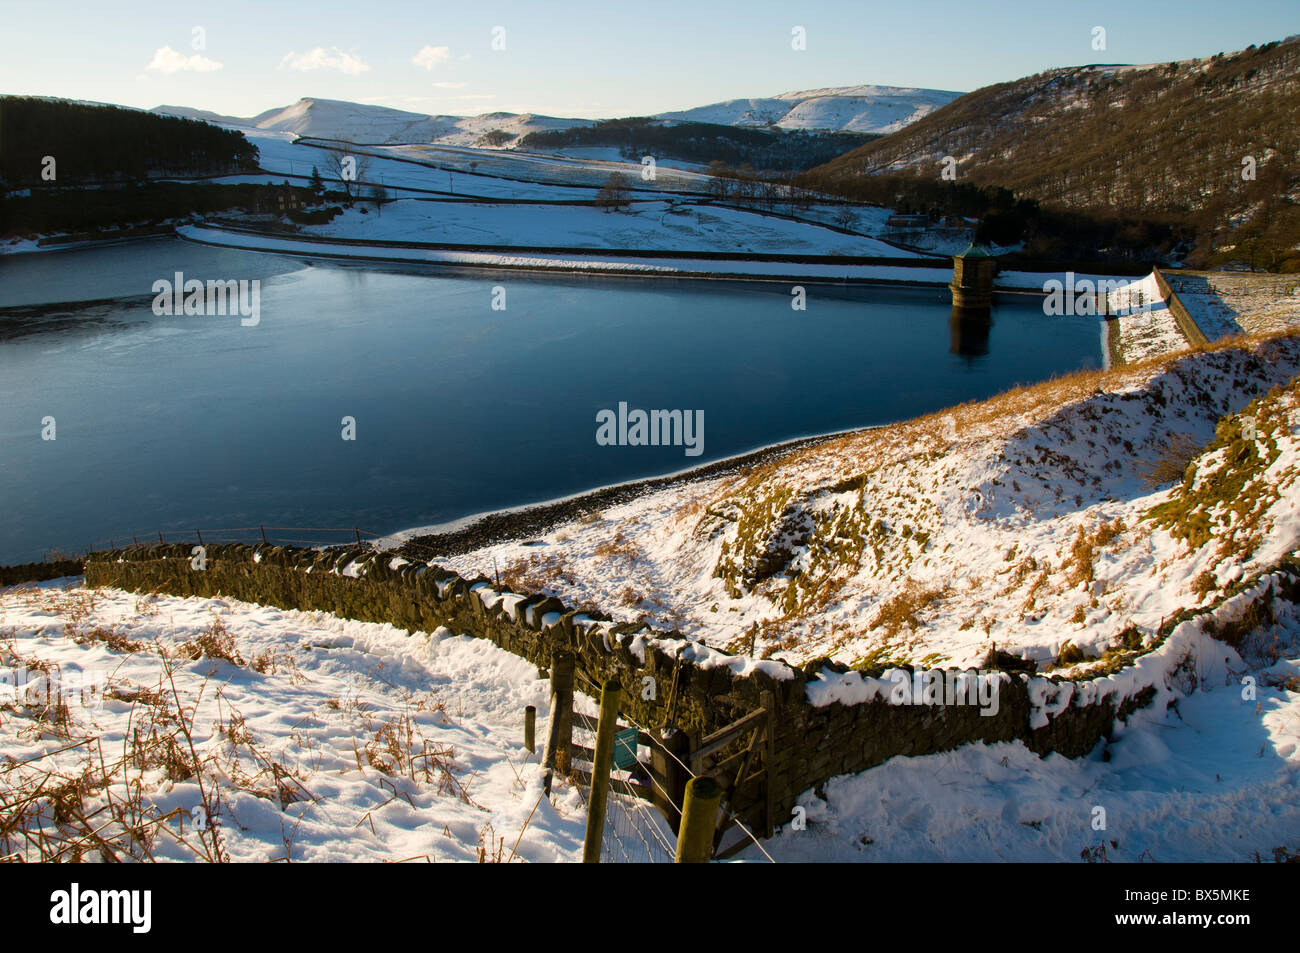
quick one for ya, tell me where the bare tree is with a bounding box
[706,161,733,202]
[595,172,631,213]
[328,151,370,201]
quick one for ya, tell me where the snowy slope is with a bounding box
[297,199,915,256]
[754,588,1300,862]
[0,582,591,862]
[153,99,590,147]
[656,96,791,128]
[6,570,1294,862]
[657,85,963,134]
[154,83,960,149]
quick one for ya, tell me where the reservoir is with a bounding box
[0,237,1102,563]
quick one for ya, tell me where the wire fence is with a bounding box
[570,689,676,864]
[571,669,774,864]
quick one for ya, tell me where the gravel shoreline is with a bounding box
[392,429,854,561]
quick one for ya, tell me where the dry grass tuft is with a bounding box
[1191,570,1218,601]
[1137,432,1203,488]
[178,616,244,666]
[871,581,950,639]
[501,554,576,593]
[1064,527,1097,589]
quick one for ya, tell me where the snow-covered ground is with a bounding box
[1105,272,1191,363]
[4,567,1294,863]
[385,142,712,193]
[177,223,943,279]
[299,199,911,256]
[244,131,607,201]
[532,146,714,174]
[0,582,591,862]
[756,603,1300,862]
[1165,271,1300,339]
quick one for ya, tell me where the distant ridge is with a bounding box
[151,85,958,149]
[655,85,964,134]
[151,98,590,148]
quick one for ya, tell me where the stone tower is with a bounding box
[950,243,996,309]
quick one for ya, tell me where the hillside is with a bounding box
[657,85,962,134]
[153,98,590,148]
[152,85,957,153]
[807,39,1300,268]
[1,97,257,186]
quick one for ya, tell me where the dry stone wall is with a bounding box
[82,543,1293,834]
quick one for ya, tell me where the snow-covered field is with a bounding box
[759,608,1300,862]
[4,567,1295,863]
[385,142,712,193]
[300,199,910,256]
[177,223,943,280]
[243,131,607,201]
[1166,271,1300,339]
[0,582,590,862]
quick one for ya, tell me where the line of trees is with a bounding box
[1,182,316,240]
[520,118,877,172]
[703,162,820,215]
[0,97,259,188]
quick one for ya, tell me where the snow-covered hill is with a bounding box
[656,85,963,134]
[152,83,961,149]
[153,98,590,147]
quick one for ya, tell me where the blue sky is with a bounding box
[1,0,1295,118]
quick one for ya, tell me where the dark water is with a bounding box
[0,238,1103,563]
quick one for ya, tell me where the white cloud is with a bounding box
[412,45,451,70]
[279,47,370,75]
[146,46,223,73]
[433,81,465,89]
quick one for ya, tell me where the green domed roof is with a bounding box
[955,243,994,258]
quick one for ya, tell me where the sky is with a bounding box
[0,0,1296,119]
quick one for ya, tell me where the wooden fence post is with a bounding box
[674,776,722,863]
[541,652,575,794]
[524,705,536,753]
[582,681,622,863]
[650,728,692,835]
[760,690,776,838]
